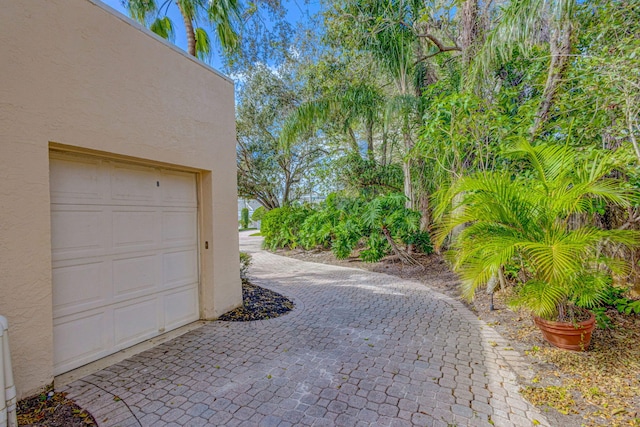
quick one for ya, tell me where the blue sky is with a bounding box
[100,0,320,72]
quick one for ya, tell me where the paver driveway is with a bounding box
[62,232,548,427]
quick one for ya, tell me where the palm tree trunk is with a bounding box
[532,20,572,136]
[176,1,197,57]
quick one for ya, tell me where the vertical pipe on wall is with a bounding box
[0,323,7,427]
[0,316,17,427]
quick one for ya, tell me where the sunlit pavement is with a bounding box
[61,231,548,426]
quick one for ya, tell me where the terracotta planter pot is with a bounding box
[533,312,596,351]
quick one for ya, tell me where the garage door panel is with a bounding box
[52,261,109,316]
[112,254,158,298]
[51,207,107,260]
[51,154,199,374]
[112,209,159,249]
[164,286,198,329]
[113,298,160,347]
[163,249,198,288]
[161,170,197,206]
[53,311,109,375]
[50,156,104,204]
[162,210,197,244]
[110,164,158,204]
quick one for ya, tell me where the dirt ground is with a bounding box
[276,247,640,427]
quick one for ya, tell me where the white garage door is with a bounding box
[50,153,199,375]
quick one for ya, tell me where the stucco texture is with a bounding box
[0,0,242,398]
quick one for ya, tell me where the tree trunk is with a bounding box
[418,191,431,232]
[177,1,197,57]
[255,193,279,210]
[347,126,361,157]
[380,129,388,166]
[402,158,413,210]
[382,226,420,266]
[366,119,375,161]
[282,168,292,206]
[531,20,572,136]
[402,131,415,209]
[460,0,479,66]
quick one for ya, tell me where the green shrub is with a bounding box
[403,231,434,255]
[261,205,312,250]
[360,233,389,262]
[331,218,363,259]
[240,207,250,229]
[600,285,640,315]
[239,251,252,280]
[298,194,361,250]
[259,193,430,263]
[251,206,266,222]
[434,141,639,320]
[591,285,640,328]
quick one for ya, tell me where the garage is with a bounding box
[50,152,200,375]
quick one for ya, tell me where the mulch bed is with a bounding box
[17,389,96,427]
[218,281,294,321]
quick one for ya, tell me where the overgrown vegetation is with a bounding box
[434,140,639,321]
[234,0,640,415]
[237,0,640,326]
[261,192,432,263]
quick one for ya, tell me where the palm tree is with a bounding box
[348,0,458,218]
[469,0,576,135]
[362,0,421,209]
[434,140,639,320]
[124,0,240,61]
[280,83,384,161]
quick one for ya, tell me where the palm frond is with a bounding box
[571,272,609,309]
[512,279,567,318]
[210,0,241,51]
[468,0,547,89]
[279,100,333,150]
[150,16,175,41]
[434,141,638,319]
[126,0,157,24]
[194,27,211,61]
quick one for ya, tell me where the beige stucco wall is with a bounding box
[0,0,242,398]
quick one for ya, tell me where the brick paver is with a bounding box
[62,232,548,426]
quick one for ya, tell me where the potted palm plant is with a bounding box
[434,140,639,350]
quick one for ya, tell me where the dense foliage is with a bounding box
[229,0,640,319]
[260,193,432,262]
[434,140,639,320]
